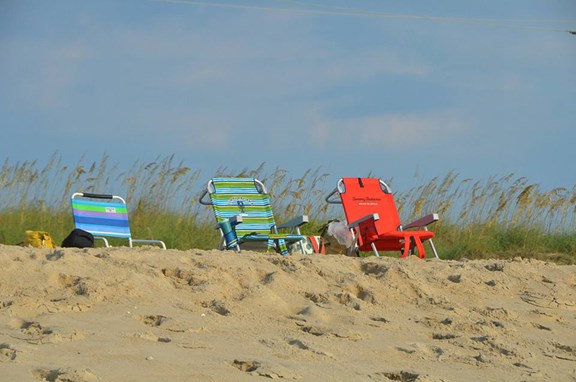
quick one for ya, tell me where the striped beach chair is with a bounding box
[199,178,308,255]
[71,192,166,249]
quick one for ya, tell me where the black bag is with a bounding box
[61,229,94,248]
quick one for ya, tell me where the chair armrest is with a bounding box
[347,213,379,229]
[214,215,243,229]
[325,188,342,204]
[199,190,212,205]
[277,215,309,230]
[403,213,439,229]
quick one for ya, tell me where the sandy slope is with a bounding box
[1,244,575,381]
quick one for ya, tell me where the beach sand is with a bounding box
[1,244,575,381]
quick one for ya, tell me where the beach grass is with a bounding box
[1,154,574,263]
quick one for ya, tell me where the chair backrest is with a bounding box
[71,193,132,239]
[339,177,402,233]
[208,178,277,236]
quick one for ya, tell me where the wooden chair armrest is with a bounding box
[347,213,379,229]
[403,213,439,229]
[214,215,243,229]
[277,215,309,230]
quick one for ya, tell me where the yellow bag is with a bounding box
[23,230,56,248]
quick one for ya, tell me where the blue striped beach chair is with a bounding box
[199,178,308,255]
[71,192,166,249]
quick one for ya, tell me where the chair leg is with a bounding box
[428,238,439,259]
[401,237,411,258]
[95,237,110,248]
[346,245,358,256]
[347,229,360,257]
[370,242,380,257]
[414,237,426,259]
[218,236,226,250]
[423,227,439,259]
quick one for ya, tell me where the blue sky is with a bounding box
[2,0,575,193]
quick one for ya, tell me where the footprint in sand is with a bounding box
[161,267,208,288]
[474,306,516,321]
[485,263,505,272]
[361,262,389,278]
[470,335,516,357]
[137,314,168,327]
[49,273,90,296]
[46,250,64,261]
[333,291,361,311]
[267,257,303,273]
[370,316,391,325]
[348,284,378,304]
[300,325,330,336]
[287,338,335,359]
[296,304,330,321]
[231,359,301,379]
[0,343,17,361]
[31,367,97,382]
[447,274,461,283]
[232,359,261,372]
[547,342,576,361]
[202,300,230,316]
[10,319,84,344]
[373,370,421,382]
[18,320,53,337]
[135,331,171,343]
[432,333,457,340]
[530,322,551,331]
[330,283,378,310]
[259,271,277,285]
[288,339,310,350]
[298,323,367,341]
[304,291,330,305]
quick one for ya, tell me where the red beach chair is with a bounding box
[326,177,439,258]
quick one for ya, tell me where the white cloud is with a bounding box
[92,14,431,95]
[319,51,429,82]
[183,126,231,148]
[1,39,92,110]
[306,112,472,150]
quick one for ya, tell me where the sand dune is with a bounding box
[1,244,575,381]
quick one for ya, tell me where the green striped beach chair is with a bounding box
[71,192,166,249]
[199,178,308,255]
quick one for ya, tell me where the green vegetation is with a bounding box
[1,154,575,263]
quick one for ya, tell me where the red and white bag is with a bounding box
[289,235,325,255]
